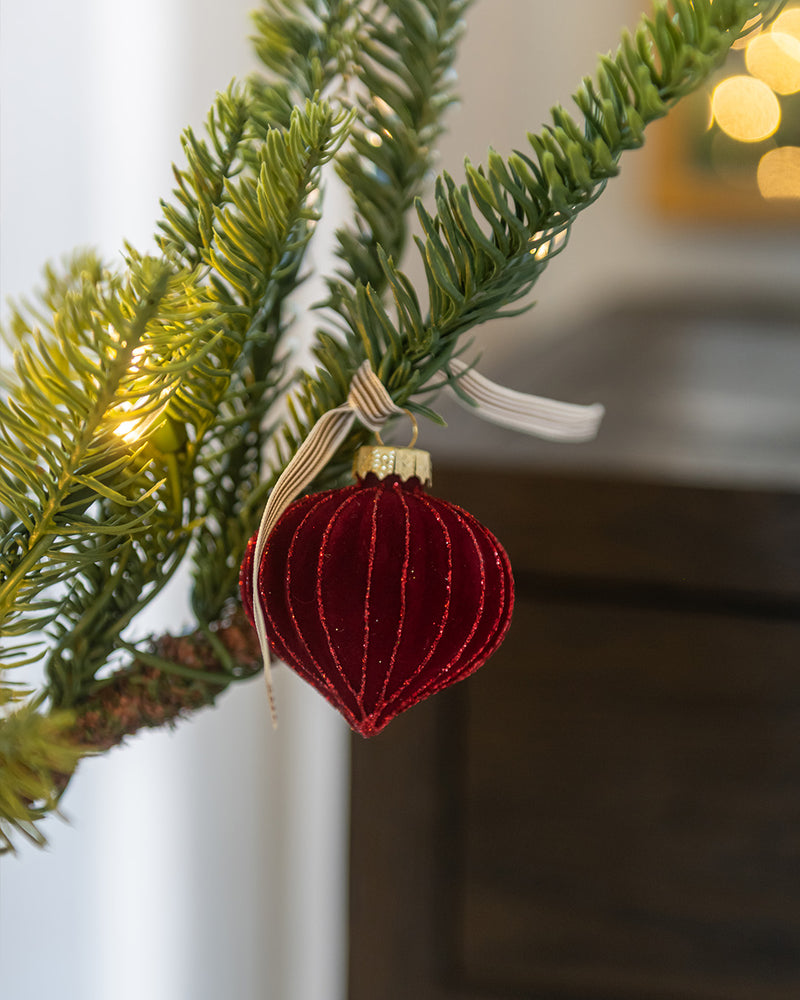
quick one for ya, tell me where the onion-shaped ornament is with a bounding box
[240,443,514,737]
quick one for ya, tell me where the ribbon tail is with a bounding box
[252,404,358,725]
[449,358,604,442]
[251,360,408,725]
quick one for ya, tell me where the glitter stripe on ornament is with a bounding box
[283,497,344,705]
[374,484,412,709]
[358,490,382,703]
[316,491,367,712]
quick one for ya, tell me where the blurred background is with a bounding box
[1,2,799,998]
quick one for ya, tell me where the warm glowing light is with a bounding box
[112,346,156,444]
[773,8,800,46]
[129,345,147,371]
[711,75,781,142]
[372,96,394,118]
[757,145,800,198]
[702,94,715,131]
[115,416,147,444]
[113,399,154,444]
[365,131,383,148]
[746,32,800,94]
[528,228,567,260]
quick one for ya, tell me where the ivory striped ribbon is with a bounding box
[448,359,604,442]
[252,358,604,721]
[252,362,408,720]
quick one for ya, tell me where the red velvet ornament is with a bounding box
[240,447,514,736]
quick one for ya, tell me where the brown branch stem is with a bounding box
[67,604,262,754]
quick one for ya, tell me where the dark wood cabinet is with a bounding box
[349,467,800,1000]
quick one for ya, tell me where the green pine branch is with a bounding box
[156,5,368,631]
[0,256,208,642]
[268,0,785,494]
[262,0,471,489]
[0,87,352,847]
[0,703,85,852]
[343,0,787,367]
[0,0,784,851]
[157,86,254,271]
[189,98,354,622]
[250,0,361,105]
[331,0,469,293]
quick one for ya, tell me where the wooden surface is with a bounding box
[349,468,800,1000]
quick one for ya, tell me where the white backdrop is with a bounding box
[0,3,349,999]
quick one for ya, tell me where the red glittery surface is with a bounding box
[240,474,514,736]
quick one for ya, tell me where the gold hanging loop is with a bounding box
[375,409,418,448]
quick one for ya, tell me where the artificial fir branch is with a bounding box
[157,86,254,270]
[331,0,469,292]
[251,0,362,105]
[155,5,373,631]
[2,607,261,849]
[263,0,786,496]
[0,704,85,852]
[68,604,262,753]
[0,0,785,851]
[0,256,206,643]
[0,96,352,848]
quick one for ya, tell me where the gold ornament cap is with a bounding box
[353,445,432,487]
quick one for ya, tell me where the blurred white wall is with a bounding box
[0,2,349,999]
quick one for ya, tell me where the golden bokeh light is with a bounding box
[745,32,800,94]
[757,145,800,198]
[711,75,781,142]
[773,8,800,46]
